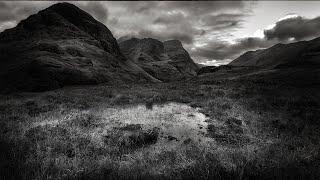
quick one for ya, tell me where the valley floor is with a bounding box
[1,72,320,180]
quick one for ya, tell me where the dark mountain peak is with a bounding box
[0,2,160,92]
[137,38,164,50]
[119,36,199,81]
[46,2,119,54]
[119,37,164,57]
[119,38,194,62]
[126,37,140,42]
[120,38,184,51]
[120,37,162,44]
[140,38,164,51]
[4,2,92,33]
[0,2,121,56]
[164,40,183,46]
[164,40,184,52]
[141,37,161,42]
[139,37,163,45]
[47,2,85,13]
[44,2,98,29]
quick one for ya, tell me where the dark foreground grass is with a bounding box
[0,75,320,180]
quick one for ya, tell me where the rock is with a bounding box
[167,135,178,141]
[0,2,159,92]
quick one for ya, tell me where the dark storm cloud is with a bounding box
[193,14,320,62]
[161,1,246,15]
[0,2,42,22]
[264,15,320,41]
[0,1,256,63]
[153,12,245,31]
[119,1,246,15]
[0,2,53,31]
[201,13,245,29]
[148,16,207,44]
[111,1,250,45]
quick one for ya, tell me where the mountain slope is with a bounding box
[119,38,199,81]
[0,2,159,92]
[230,37,320,68]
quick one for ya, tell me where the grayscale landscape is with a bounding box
[0,1,319,180]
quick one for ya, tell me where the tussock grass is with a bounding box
[0,79,319,179]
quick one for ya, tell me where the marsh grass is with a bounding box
[0,79,319,179]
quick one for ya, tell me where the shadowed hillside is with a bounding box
[0,3,159,92]
[119,38,199,81]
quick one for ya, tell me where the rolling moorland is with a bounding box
[1,3,320,180]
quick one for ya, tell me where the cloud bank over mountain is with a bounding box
[1,1,320,66]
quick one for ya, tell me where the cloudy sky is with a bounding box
[1,1,320,66]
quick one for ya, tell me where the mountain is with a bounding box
[0,2,159,92]
[119,38,199,81]
[229,37,320,68]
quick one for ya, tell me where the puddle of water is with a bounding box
[96,102,213,149]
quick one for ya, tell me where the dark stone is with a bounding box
[167,135,178,141]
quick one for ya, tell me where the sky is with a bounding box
[1,1,320,66]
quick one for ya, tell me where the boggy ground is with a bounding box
[0,71,320,180]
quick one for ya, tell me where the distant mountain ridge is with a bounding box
[119,38,199,81]
[230,37,320,68]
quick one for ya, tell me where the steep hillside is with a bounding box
[119,38,199,81]
[0,3,158,92]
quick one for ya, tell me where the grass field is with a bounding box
[1,71,320,179]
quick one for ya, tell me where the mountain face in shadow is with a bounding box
[0,2,159,92]
[229,37,320,68]
[119,38,199,82]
